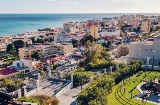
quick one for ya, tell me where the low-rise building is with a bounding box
[19,43,73,60]
[54,35,72,43]
[0,36,12,52]
[100,27,120,37]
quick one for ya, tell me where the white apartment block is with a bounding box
[100,27,120,37]
[54,35,72,43]
[129,36,160,68]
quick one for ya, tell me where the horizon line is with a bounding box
[0,13,160,14]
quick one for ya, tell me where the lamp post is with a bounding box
[152,49,156,71]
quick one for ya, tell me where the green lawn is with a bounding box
[3,57,17,62]
[108,71,160,105]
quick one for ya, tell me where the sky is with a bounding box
[0,0,160,13]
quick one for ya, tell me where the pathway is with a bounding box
[57,83,90,105]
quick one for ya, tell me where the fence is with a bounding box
[26,88,37,96]
[54,82,72,97]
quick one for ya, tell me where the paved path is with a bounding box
[57,83,90,105]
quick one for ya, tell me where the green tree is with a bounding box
[31,51,42,61]
[14,40,25,51]
[9,43,17,55]
[31,37,37,43]
[80,35,95,46]
[72,39,78,47]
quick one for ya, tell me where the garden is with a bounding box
[108,71,160,105]
[77,60,143,105]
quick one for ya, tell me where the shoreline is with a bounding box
[0,13,160,37]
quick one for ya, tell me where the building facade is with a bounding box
[129,36,160,65]
[90,25,99,39]
[100,27,120,37]
[19,43,73,60]
[0,36,12,52]
[141,19,151,33]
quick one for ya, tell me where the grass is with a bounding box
[108,71,160,105]
[3,57,17,62]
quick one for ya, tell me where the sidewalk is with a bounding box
[57,83,90,105]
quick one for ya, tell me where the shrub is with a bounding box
[31,95,59,105]
[77,60,142,105]
[18,97,40,105]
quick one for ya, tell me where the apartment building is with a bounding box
[141,19,151,33]
[63,22,86,33]
[19,43,73,60]
[90,25,99,39]
[100,27,120,37]
[54,35,72,43]
[12,37,32,44]
[0,36,12,52]
[129,36,160,61]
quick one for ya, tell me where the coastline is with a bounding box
[0,13,160,37]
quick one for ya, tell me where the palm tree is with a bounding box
[48,50,52,65]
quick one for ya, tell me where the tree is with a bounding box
[31,37,36,43]
[80,35,95,46]
[31,51,42,61]
[48,50,53,65]
[14,40,25,51]
[9,43,17,55]
[6,44,12,52]
[44,38,49,42]
[72,39,78,47]
[116,45,129,58]
[137,26,141,32]
[37,38,44,43]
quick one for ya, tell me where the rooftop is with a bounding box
[0,68,18,79]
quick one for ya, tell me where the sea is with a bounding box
[0,13,160,36]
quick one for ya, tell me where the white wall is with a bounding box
[55,82,72,97]
[20,59,33,72]
[100,29,120,37]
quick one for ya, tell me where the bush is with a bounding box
[31,95,59,105]
[73,69,98,87]
[6,84,18,93]
[18,97,40,105]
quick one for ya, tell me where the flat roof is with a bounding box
[0,68,19,79]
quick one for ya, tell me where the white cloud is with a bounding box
[48,0,55,1]
[74,1,80,4]
[59,0,68,3]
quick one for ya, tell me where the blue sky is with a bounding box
[0,0,160,13]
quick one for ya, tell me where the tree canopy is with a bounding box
[7,40,25,54]
[31,51,42,60]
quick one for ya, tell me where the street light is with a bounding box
[152,49,156,71]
